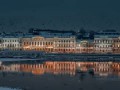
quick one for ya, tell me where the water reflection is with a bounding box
[1,61,120,90]
[0,61,120,77]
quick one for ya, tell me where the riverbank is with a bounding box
[1,50,120,62]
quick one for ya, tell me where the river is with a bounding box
[0,60,120,90]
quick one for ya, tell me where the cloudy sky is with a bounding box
[0,0,120,32]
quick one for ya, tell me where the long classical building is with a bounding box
[0,29,120,54]
[22,36,54,52]
[0,36,21,51]
[112,37,120,54]
[94,30,120,53]
[53,37,76,53]
[94,37,113,53]
[22,36,76,53]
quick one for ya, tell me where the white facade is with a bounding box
[75,41,81,53]
[94,37,113,53]
[22,36,76,53]
[0,37,2,50]
[1,37,21,50]
[53,37,76,53]
[22,36,54,52]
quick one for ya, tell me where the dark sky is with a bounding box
[0,0,120,32]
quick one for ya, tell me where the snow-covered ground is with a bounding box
[0,58,40,62]
[0,87,21,90]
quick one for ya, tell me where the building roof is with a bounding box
[28,29,76,38]
[94,30,120,38]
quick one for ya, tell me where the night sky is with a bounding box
[0,0,120,32]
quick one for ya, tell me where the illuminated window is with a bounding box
[118,45,120,47]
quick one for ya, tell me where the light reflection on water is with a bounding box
[0,60,120,90]
[1,61,120,77]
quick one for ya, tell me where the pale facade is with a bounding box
[112,37,120,54]
[75,41,81,53]
[94,37,113,53]
[22,36,76,53]
[22,36,54,52]
[0,37,2,50]
[0,37,21,50]
[53,37,76,53]
[80,40,94,53]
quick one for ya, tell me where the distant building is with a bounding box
[94,30,120,53]
[0,37,2,50]
[94,29,120,38]
[22,36,54,52]
[94,37,113,53]
[1,29,120,54]
[79,40,94,53]
[113,37,120,54]
[53,37,76,53]
[22,29,77,53]
[75,40,81,53]
[1,37,21,50]
[22,36,76,53]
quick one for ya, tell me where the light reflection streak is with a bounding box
[0,61,120,77]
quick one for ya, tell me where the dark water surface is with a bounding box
[0,60,120,90]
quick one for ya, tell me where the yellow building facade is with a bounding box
[22,36,76,53]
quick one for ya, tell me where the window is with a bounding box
[118,45,120,47]
[40,42,42,45]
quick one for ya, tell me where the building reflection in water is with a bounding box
[0,61,120,77]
